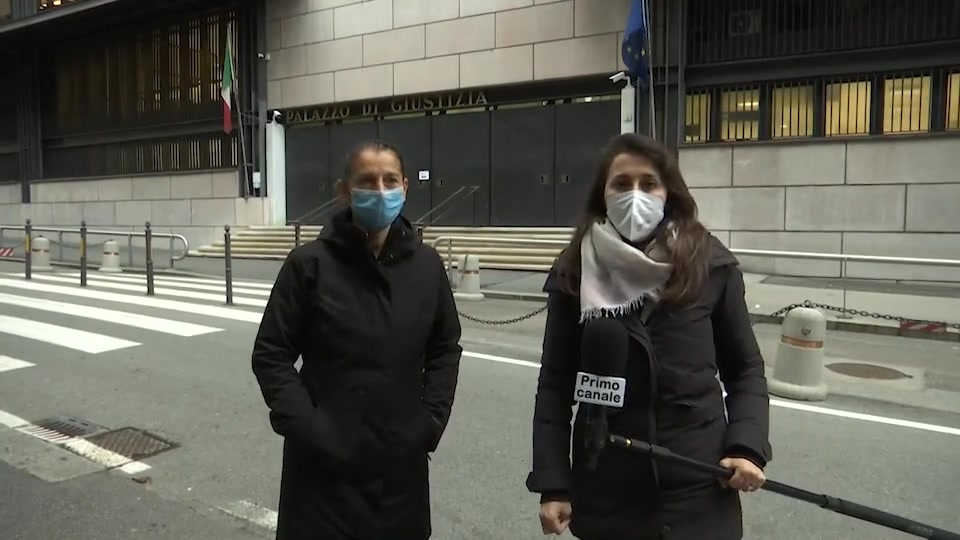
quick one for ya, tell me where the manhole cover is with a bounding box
[826,363,912,380]
[85,428,177,460]
[29,415,105,438]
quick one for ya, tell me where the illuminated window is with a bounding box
[772,85,814,138]
[720,88,759,141]
[825,81,871,136]
[947,73,960,131]
[883,76,931,133]
[684,92,711,143]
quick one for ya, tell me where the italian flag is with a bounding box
[221,25,235,134]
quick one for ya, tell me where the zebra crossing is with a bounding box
[0,270,273,371]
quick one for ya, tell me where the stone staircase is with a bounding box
[190,225,574,271]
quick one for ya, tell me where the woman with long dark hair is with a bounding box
[526,133,772,540]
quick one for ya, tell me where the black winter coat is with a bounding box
[252,209,462,540]
[526,236,772,540]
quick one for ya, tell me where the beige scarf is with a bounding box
[579,219,674,322]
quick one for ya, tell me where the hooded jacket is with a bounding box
[526,235,772,540]
[252,209,462,540]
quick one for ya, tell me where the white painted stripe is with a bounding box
[0,279,263,323]
[461,350,960,438]
[0,409,151,474]
[219,500,278,532]
[62,437,152,473]
[27,274,267,308]
[0,315,140,354]
[0,410,27,429]
[62,273,271,297]
[0,292,222,337]
[61,272,275,290]
[0,355,34,374]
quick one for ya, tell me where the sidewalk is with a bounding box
[473,270,960,342]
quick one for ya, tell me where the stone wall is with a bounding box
[265,0,633,109]
[680,137,960,282]
[0,171,271,252]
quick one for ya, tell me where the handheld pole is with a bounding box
[608,435,959,540]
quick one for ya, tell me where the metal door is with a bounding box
[490,105,555,226]
[430,111,490,226]
[284,124,329,223]
[554,100,620,225]
[378,116,432,224]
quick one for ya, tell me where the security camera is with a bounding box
[609,71,628,84]
[270,110,284,124]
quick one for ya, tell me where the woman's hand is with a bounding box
[539,500,572,535]
[719,456,766,492]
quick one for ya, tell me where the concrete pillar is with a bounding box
[98,240,122,273]
[768,307,828,401]
[30,236,52,272]
[453,254,484,302]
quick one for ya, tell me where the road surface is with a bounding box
[0,262,958,540]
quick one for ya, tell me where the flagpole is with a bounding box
[642,0,656,140]
[228,20,251,199]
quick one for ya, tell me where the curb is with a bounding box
[477,289,959,343]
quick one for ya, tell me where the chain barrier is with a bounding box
[459,298,958,330]
[457,304,548,326]
[0,238,26,248]
[753,299,960,330]
[45,237,110,249]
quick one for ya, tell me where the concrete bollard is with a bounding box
[451,254,467,289]
[31,236,53,272]
[768,307,828,401]
[453,254,484,302]
[98,240,123,273]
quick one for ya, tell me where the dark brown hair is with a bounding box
[558,133,711,307]
[343,139,406,178]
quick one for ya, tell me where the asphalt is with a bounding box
[0,260,958,540]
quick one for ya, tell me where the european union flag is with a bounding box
[622,0,650,88]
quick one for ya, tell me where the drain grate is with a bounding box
[826,362,912,380]
[18,415,106,442]
[84,428,177,461]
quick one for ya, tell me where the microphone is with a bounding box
[575,317,630,470]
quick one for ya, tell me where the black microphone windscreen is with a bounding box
[580,317,629,379]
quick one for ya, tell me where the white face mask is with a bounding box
[605,189,665,242]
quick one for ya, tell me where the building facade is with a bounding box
[269,0,960,281]
[0,0,271,251]
[2,0,959,281]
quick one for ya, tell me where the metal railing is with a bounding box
[0,220,190,269]
[431,236,960,327]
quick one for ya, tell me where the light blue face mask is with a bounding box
[350,187,405,232]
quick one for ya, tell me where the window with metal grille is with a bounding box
[946,72,960,131]
[720,88,760,141]
[685,92,711,143]
[772,84,814,138]
[825,80,871,136]
[882,75,931,134]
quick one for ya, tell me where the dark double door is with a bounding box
[284,99,618,226]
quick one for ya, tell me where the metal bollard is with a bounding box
[414,222,425,240]
[79,221,88,287]
[99,240,122,273]
[224,225,233,305]
[453,254,485,302]
[768,307,828,401]
[31,236,54,272]
[145,222,155,296]
[24,219,32,280]
[294,221,301,248]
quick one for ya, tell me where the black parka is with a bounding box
[252,209,462,540]
[526,236,773,540]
